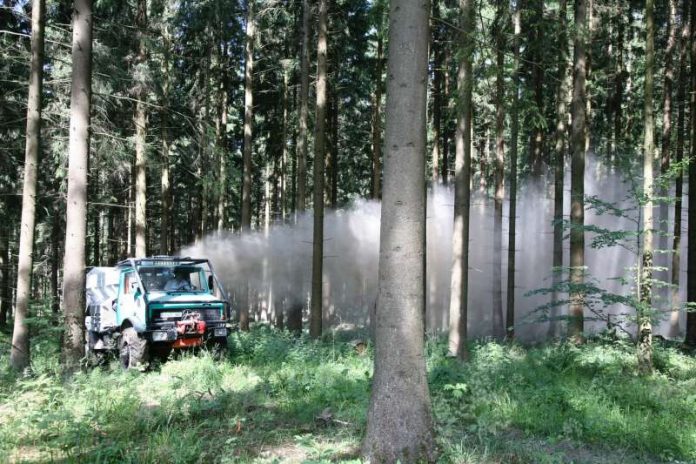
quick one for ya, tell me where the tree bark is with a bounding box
[507,4,521,340]
[10,0,46,370]
[442,45,451,185]
[551,0,569,338]
[685,0,696,346]
[492,0,505,339]
[92,201,100,265]
[197,42,211,239]
[569,0,588,342]
[51,200,60,317]
[584,0,594,154]
[295,0,310,216]
[361,0,436,461]
[670,0,690,337]
[133,0,148,258]
[330,91,339,208]
[0,227,9,328]
[310,0,328,339]
[529,0,545,175]
[10,0,45,371]
[658,0,678,299]
[238,0,255,332]
[161,28,172,254]
[430,1,442,184]
[241,0,255,233]
[638,0,655,373]
[448,0,473,360]
[286,1,309,332]
[62,0,93,373]
[371,32,384,199]
[612,2,625,156]
[281,63,290,221]
[217,39,229,234]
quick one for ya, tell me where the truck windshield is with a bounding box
[137,266,210,294]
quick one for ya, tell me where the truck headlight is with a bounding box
[214,328,227,338]
[152,331,170,342]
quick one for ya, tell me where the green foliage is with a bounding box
[432,339,696,463]
[0,326,370,463]
[3,327,696,463]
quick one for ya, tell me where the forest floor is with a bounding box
[1,323,696,464]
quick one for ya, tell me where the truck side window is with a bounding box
[124,272,133,294]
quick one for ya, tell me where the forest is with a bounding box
[2,0,696,462]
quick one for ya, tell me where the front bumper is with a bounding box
[147,320,230,343]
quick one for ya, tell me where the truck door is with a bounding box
[118,270,146,331]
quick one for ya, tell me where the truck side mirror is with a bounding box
[208,275,215,292]
[130,281,141,298]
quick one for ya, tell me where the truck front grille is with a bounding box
[153,308,222,322]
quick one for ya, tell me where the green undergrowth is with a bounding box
[2,325,696,463]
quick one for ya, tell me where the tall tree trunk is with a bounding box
[638,0,655,373]
[361,0,436,461]
[612,2,625,156]
[285,3,306,333]
[442,45,451,185]
[92,204,100,265]
[325,82,334,205]
[371,33,384,199]
[492,0,505,339]
[10,0,45,371]
[430,2,442,184]
[685,0,696,346]
[658,0,678,298]
[331,91,339,208]
[569,0,588,341]
[507,4,521,340]
[281,63,290,221]
[295,0,310,215]
[264,161,272,232]
[448,0,473,360]
[51,200,60,318]
[198,42,211,239]
[62,0,93,373]
[551,0,569,338]
[670,0,690,337]
[529,0,545,175]
[217,41,229,234]
[239,0,255,332]
[584,0,594,154]
[310,0,328,339]
[127,167,133,256]
[133,0,148,258]
[161,29,172,254]
[241,0,255,233]
[0,227,9,328]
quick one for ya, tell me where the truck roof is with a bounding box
[117,256,210,268]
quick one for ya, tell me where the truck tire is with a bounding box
[119,327,149,370]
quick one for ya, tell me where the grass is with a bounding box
[2,324,696,463]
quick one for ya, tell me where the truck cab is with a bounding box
[86,256,232,368]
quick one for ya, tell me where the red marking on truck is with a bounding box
[172,337,203,349]
[175,316,207,335]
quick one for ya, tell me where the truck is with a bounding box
[85,256,232,368]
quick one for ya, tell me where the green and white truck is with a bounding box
[85,256,232,368]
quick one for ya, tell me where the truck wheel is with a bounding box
[119,327,149,370]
